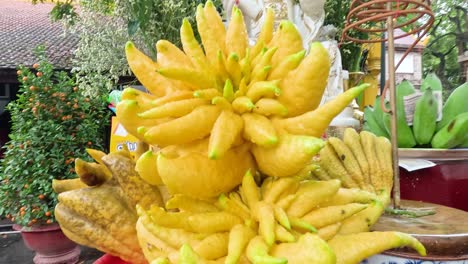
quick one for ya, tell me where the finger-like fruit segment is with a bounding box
[328,137,367,190]
[225,6,248,59]
[319,188,377,207]
[157,67,214,90]
[317,222,342,241]
[242,113,278,147]
[329,232,426,264]
[135,150,163,186]
[343,128,372,191]
[287,180,341,217]
[117,100,167,141]
[252,133,324,178]
[318,143,359,189]
[257,201,276,246]
[277,84,369,137]
[156,40,193,69]
[144,105,220,146]
[276,42,329,116]
[251,8,274,59]
[125,41,173,97]
[209,110,244,159]
[52,178,87,193]
[75,158,111,186]
[232,96,255,114]
[338,200,384,234]
[246,80,281,103]
[246,236,287,264]
[139,98,209,119]
[268,20,304,69]
[301,203,368,229]
[180,18,210,73]
[268,50,306,81]
[270,233,336,264]
[226,224,256,264]
[253,98,288,117]
[203,0,226,54]
[103,153,163,209]
[166,194,219,213]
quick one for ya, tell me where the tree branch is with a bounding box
[426,32,458,49]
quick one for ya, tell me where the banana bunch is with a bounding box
[136,171,426,264]
[118,1,370,198]
[364,76,468,149]
[311,128,393,206]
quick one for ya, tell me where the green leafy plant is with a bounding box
[0,46,111,227]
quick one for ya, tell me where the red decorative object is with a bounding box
[13,223,81,264]
[399,160,468,212]
[94,254,131,264]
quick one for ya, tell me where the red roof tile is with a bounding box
[0,0,78,70]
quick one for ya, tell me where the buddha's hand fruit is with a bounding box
[54,148,163,263]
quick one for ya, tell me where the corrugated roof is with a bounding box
[0,0,78,70]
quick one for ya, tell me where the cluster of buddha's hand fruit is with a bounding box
[53,1,427,263]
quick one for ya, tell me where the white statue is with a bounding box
[223,0,344,104]
[223,0,326,47]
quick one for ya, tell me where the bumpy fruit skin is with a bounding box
[55,149,163,264]
[55,184,147,264]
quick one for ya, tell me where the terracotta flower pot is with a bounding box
[13,223,81,264]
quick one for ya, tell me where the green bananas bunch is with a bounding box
[363,75,468,149]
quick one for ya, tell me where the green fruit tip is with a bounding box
[244,169,253,178]
[208,150,219,160]
[126,99,138,106]
[263,65,273,72]
[137,126,147,135]
[267,136,279,146]
[294,49,306,58]
[253,256,288,264]
[125,41,134,49]
[233,6,242,16]
[193,90,202,98]
[205,0,213,7]
[229,53,240,61]
[273,86,282,96]
[143,150,154,157]
[211,96,221,104]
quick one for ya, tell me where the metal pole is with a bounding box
[387,4,401,209]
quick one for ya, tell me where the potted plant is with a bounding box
[0,46,110,264]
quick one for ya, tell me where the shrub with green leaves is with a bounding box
[0,46,111,227]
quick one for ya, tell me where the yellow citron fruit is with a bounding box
[118,2,371,200]
[252,133,325,178]
[329,232,426,264]
[135,150,163,186]
[270,233,336,264]
[157,138,255,199]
